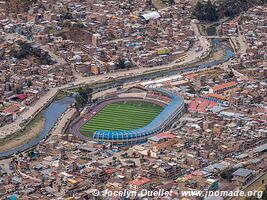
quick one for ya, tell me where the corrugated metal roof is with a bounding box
[232,168,252,177]
[140,11,161,21]
[253,143,267,153]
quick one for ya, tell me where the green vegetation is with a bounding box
[23,111,44,139]
[60,12,73,20]
[193,0,267,22]
[80,101,163,137]
[219,0,267,18]
[188,85,196,94]
[12,41,55,65]
[220,168,236,181]
[27,80,32,87]
[57,20,85,29]
[75,85,93,110]
[192,0,218,22]
[0,111,44,148]
[53,91,68,101]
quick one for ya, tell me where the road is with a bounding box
[229,172,267,200]
[47,107,76,139]
[237,25,247,54]
[0,20,212,139]
[18,169,41,183]
[2,11,245,143]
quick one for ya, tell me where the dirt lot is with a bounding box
[152,0,168,9]
[55,28,92,43]
[197,68,224,78]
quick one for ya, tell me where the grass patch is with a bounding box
[0,111,45,147]
[23,111,44,134]
[53,90,68,101]
[80,101,163,137]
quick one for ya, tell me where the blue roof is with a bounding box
[8,195,19,200]
[93,88,184,141]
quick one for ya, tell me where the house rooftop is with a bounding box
[253,143,267,153]
[211,81,237,91]
[129,176,151,186]
[232,168,252,177]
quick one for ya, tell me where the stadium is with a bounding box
[70,86,185,146]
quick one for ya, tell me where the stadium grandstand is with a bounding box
[70,87,185,146]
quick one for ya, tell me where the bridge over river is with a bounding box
[0,38,235,158]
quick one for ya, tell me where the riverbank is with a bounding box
[0,97,74,158]
[0,33,234,158]
[0,20,211,142]
[0,112,45,152]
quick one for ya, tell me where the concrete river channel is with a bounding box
[0,97,75,158]
[0,37,234,158]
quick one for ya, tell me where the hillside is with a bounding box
[193,0,267,22]
[217,0,267,18]
[6,0,37,14]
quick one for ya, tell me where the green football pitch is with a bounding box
[80,101,164,137]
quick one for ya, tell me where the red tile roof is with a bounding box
[3,104,20,114]
[105,167,118,174]
[16,93,27,100]
[129,177,151,186]
[185,74,197,80]
[189,98,218,113]
[211,81,237,91]
[156,132,176,139]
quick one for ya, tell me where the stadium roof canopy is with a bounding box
[140,11,161,21]
[93,88,184,141]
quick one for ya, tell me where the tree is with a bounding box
[220,168,235,181]
[75,85,93,110]
[117,58,127,69]
[16,88,22,94]
[140,157,146,163]
[27,80,32,87]
[169,0,175,5]
[146,0,152,7]
[188,85,196,94]
[78,87,89,101]
[12,41,54,65]
[206,0,218,21]
[61,12,72,20]
[192,1,205,20]
[27,150,36,158]
[192,0,218,21]
[75,95,87,110]
[224,7,236,17]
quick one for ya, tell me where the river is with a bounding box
[0,97,74,158]
[92,38,235,93]
[0,36,235,158]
